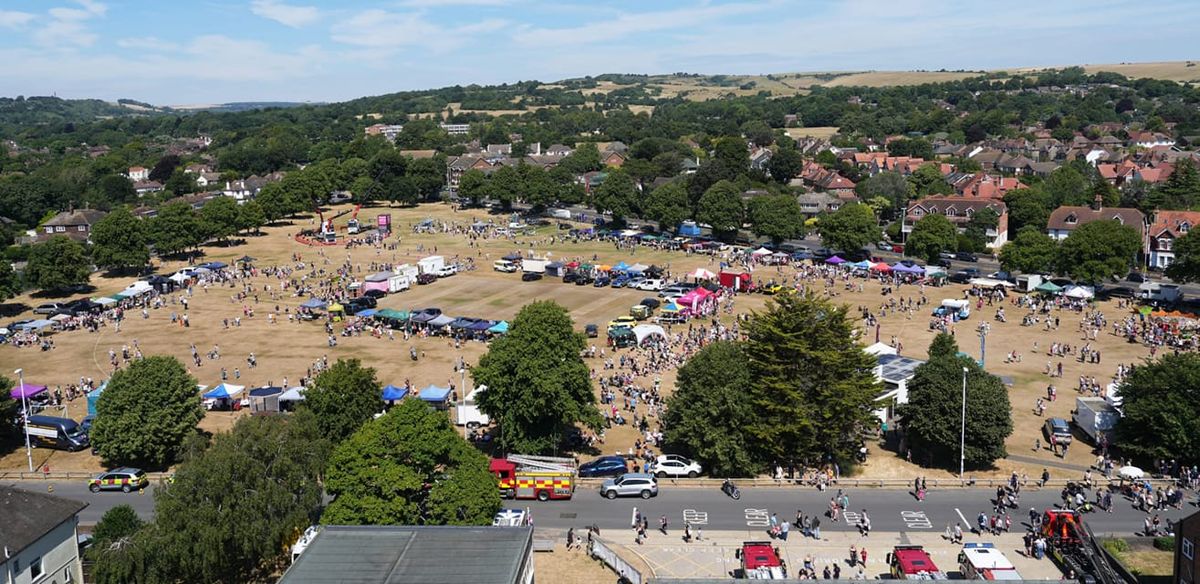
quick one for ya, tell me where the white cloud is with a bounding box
[0,10,35,28]
[34,0,107,47]
[397,0,512,6]
[331,9,506,51]
[250,0,320,28]
[117,36,178,51]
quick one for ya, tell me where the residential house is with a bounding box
[364,124,405,142]
[947,172,1027,199]
[545,144,574,157]
[1175,509,1199,584]
[1147,210,1200,269]
[184,163,213,175]
[195,172,221,188]
[797,160,857,195]
[602,141,628,154]
[1129,131,1175,149]
[39,208,106,242]
[485,143,512,156]
[1045,196,1146,241]
[221,174,277,203]
[600,150,626,168]
[749,147,773,172]
[439,123,471,135]
[134,180,164,196]
[796,191,844,217]
[904,197,1009,248]
[0,486,88,584]
[127,166,150,181]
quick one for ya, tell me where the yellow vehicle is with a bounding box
[88,467,149,493]
[608,315,637,330]
[630,305,651,320]
[762,284,784,295]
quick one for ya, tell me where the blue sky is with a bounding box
[0,0,1196,105]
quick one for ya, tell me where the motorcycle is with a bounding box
[721,479,741,500]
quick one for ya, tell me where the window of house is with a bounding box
[1160,238,1172,251]
[1184,537,1194,560]
[55,226,65,232]
[1181,223,1190,233]
[945,206,958,217]
[78,225,87,232]
[1112,216,1123,224]
[44,227,53,234]
[1065,214,1077,224]
[30,556,43,580]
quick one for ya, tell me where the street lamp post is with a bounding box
[15,368,32,472]
[977,322,991,369]
[960,366,968,480]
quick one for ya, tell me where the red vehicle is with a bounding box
[719,270,752,291]
[887,545,948,580]
[737,541,786,579]
[489,455,576,501]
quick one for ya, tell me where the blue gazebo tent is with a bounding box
[86,380,108,416]
[203,383,245,400]
[419,385,452,409]
[488,321,509,334]
[300,298,328,310]
[382,384,408,401]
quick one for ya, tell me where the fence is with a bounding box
[589,538,643,584]
[574,476,1176,490]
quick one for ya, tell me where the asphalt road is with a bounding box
[12,479,1191,537]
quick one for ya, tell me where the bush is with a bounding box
[1153,536,1176,551]
[1102,538,1130,554]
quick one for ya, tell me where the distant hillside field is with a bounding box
[1014,61,1200,85]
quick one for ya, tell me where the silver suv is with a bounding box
[601,473,658,499]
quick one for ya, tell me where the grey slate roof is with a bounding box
[0,486,87,556]
[279,525,533,584]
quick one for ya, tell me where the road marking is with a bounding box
[955,508,969,526]
[683,509,708,525]
[744,508,770,527]
[842,511,862,525]
[900,511,933,529]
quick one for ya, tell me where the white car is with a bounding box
[650,456,702,478]
[636,278,665,291]
[436,265,458,277]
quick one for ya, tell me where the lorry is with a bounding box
[454,385,490,429]
[417,255,445,275]
[26,415,90,451]
[887,545,948,580]
[1139,282,1182,304]
[489,454,576,501]
[958,542,1022,580]
[737,542,786,579]
[1073,397,1120,444]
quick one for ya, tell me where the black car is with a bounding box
[949,268,981,284]
[585,324,599,338]
[1125,272,1147,283]
[1097,286,1135,300]
[363,289,388,299]
[351,296,378,309]
[575,274,593,285]
[578,456,628,478]
[956,252,978,262]
[562,272,580,284]
[416,273,438,285]
[639,297,661,309]
[521,272,543,282]
[594,277,610,287]
[65,299,101,315]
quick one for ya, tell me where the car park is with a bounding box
[578,456,628,478]
[521,272,543,282]
[88,467,149,493]
[601,473,658,499]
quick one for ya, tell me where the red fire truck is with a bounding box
[737,541,786,579]
[887,545,949,580]
[489,454,576,501]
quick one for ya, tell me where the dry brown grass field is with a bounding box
[0,202,1160,482]
[1015,61,1200,85]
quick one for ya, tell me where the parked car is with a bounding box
[65,299,101,315]
[956,252,978,262]
[33,302,68,315]
[578,456,628,478]
[88,467,149,493]
[938,251,957,261]
[575,274,594,285]
[949,268,981,284]
[1126,272,1147,283]
[659,285,689,298]
[521,272,543,282]
[584,324,599,338]
[435,265,458,277]
[639,297,661,310]
[635,279,665,291]
[601,473,658,499]
[611,275,631,288]
[1043,417,1073,445]
[416,273,438,285]
[876,241,892,251]
[608,316,637,330]
[363,289,388,299]
[594,276,610,287]
[626,277,646,289]
[562,272,580,284]
[650,456,702,478]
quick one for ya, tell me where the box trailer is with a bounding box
[454,385,490,429]
[1015,274,1044,293]
[417,255,445,275]
[1073,396,1120,444]
[521,259,548,274]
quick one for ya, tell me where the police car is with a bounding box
[88,468,149,493]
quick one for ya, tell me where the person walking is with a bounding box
[811,516,821,540]
[780,520,790,541]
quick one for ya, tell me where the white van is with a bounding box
[493,260,518,273]
[550,208,572,220]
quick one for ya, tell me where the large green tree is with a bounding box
[1166,229,1200,283]
[766,148,803,182]
[200,195,241,243]
[898,343,1013,470]
[962,207,999,252]
[1045,165,1090,207]
[999,227,1058,274]
[90,206,149,273]
[743,294,880,468]
[1003,188,1052,233]
[819,202,878,253]
[0,261,20,302]
[300,358,382,444]
[642,182,691,233]
[908,164,952,197]
[457,169,489,205]
[148,412,328,583]
[25,235,91,291]
[473,301,600,454]
[906,213,958,262]
[1115,353,1200,465]
[591,169,638,223]
[662,342,756,477]
[856,171,911,221]
[697,180,745,239]
[0,375,18,447]
[148,201,203,256]
[324,399,499,525]
[748,193,806,245]
[92,356,204,469]
[1057,219,1141,283]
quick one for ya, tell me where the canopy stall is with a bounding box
[487,321,509,334]
[86,380,108,416]
[10,383,47,400]
[871,262,892,272]
[375,309,410,321]
[468,320,495,332]
[825,255,846,265]
[418,385,452,409]
[427,315,454,328]
[248,386,283,414]
[751,247,773,256]
[1035,281,1064,294]
[851,260,873,270]
[278,387,307,411]
[1064,285,1094,299]
[891,263,925,274]
[382,384,408,402]
[18,320,55,331]
[202,383,245,400]
[687,268,717,280]
[612,261,631,272]
[632,324,667,345]
[299,298,328,310]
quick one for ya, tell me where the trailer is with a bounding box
[521,259,549,274]
[1073,397,1120,444]
[1015,274,1044,292]
[959,543,1022,580]
[1041,509,1131,584]
[1139,282,1182,303]
[454,385,490,429]
[417,255,445,275]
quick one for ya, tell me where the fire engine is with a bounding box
[737,541,786,579]
[489,454,576,501]
[887,545,948,580]
[1041,509,1129,584]
[958,542,1022,580]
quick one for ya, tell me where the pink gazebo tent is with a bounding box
[871,262,892,272]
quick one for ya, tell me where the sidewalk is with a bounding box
[601,530,1066,580]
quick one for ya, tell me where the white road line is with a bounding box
[955,507,969,525]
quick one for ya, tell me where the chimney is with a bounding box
[1093,193,1103,211]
